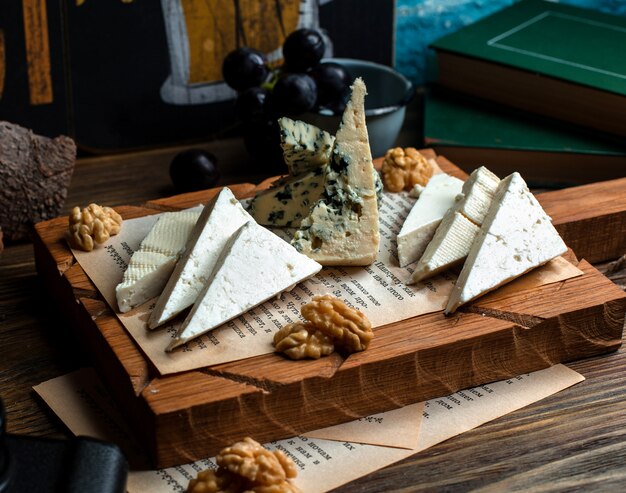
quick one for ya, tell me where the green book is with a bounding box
[430,0,626,138]
[425,89,626,187]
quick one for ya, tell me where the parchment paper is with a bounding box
[71,192,583,375]
[34,364,584,493]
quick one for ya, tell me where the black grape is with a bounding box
[310,62,352,112]
[272,73,317,116]
[236,87,271,121]
[169,150,220,193]
[222,47,269,92]
[282,29,325,72]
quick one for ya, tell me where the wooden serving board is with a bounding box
[33,151,626,468]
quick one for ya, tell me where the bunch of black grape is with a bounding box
[222,28,352,166]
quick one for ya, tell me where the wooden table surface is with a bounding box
[1,128,626,492]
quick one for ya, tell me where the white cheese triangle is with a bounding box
[291,78,380,265]
[410,166,500,283]
[445,172,567,314]
[397,173,463,267]
[148,188,252,329]
[115,210,200,313]
[167,222,322,350]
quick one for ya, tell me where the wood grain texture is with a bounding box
[538,177,626,263]
[31,156,626,467]
[21,0,52,105]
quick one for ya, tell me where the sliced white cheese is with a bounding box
[247,165,328,227]
[291,78,380,266]
[279,117,335,175]
[397,173,463,267]
[115,210,200,313]
[445,172,567,314]
[410,166,500,283]
[148,188,252,329]
[167,222,322,350]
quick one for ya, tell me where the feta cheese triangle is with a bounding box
[167,222,322,350]
[410,166,500,283]
[397,173,463,267]
[291,78,380,265]
[115,210,200,313]
[148,188,252,329]
[445,172,567,314]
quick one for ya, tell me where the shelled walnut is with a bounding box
[188,438,301,493]
[273,322,334,360]
[301,295,373,353]
[68,203,123,251]
[381,147,433,192]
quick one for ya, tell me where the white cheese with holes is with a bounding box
[148,188,252,329]
[410,166,500,282]
[115,210,200,313]
[291,78,380,266]
[445,172,567,314]
[279,117,335,175]
[167,222,322,350]
[397,173,463,267]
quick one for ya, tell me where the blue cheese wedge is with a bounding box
[397,173,463,267]
[148,188,252,329]
[115,210,200,313]
[167,222,322,350]
[291,78,380,266]
[279,117,335,175]
[410,166,500,283]
[445,172,567,314]
[247,165,328,227]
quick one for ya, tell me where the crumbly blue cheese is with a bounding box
[445,172,567,314]
[291,78,380,266]
[247,165,328,227]
[148,188,252,328]
[410,166,500,283]
[279,117,335,175]
[115,210,200,313]
[167,222,322,350]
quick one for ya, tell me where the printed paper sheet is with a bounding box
[34,364,584,493]
[71,192,583,375]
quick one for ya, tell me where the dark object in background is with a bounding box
[169,149,221,193]
[222,48,269,92]
[0,0,394,151]
[0,399,127,493]
[282,28,325,72]
[0,121,76,242]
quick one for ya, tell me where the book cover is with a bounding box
[425,89,626,186]
[431,0,626,96]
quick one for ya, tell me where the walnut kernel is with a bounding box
[68,203,123,251]
[381,147,433,192]
[187,468,244,493]
[301,295,373,353]
[273,322,335,360]
[217,438,295,486]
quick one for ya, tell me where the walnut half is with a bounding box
[301,295,373,353]
[188,438,301,493]
[381,147,433,192]
[273,322,335,360]
[68,203,123,251]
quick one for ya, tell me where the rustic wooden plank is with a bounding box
[536,178,626,263]
[31,153,626,467]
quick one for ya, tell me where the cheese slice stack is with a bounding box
[291,78,380,265]
[397,173,463,267]
[115,210,200,313]
[410,166,500,283]
[167,221,322,350]
[445,172,567,314]
[148,188,252,329]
